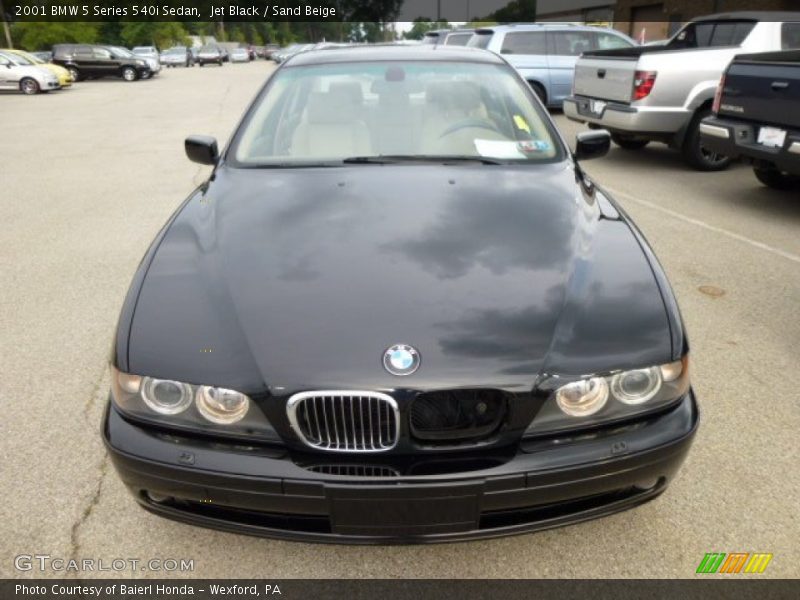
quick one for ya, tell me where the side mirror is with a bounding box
[574,130,611,161]
[185,135,219,165]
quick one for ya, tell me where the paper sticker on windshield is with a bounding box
[474,139,527,159]
[513,115,531,134]
[517,140,551,154]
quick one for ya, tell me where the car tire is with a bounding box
[122,67,138,82]
[753,167,800,190]
[218,60,223,66]
[611,134,650,150]
[67,66,80,82]
[529,81,547,106]
[199,62,204,67]
[20,77,40,95]
[682,108,732,171]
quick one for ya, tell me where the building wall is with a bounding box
[614,0,796,40]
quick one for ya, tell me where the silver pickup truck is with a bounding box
[564,12,800,170]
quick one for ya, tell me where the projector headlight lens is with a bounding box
[141,378,193,415]
[526,356,690,436]
[196,386,249,424]
[610,367,662,405]
[555,377,609,417]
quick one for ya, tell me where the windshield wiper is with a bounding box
[342,155,504,165]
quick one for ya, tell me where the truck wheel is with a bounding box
[753,167,800,190]
[611,134,649,150]
[20,77,40,95]
[682,108,732,171]
[528,81,546,105]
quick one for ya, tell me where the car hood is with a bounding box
[127,163,672,394]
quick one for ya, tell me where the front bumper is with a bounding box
[564,95,689,136]
[700,116,800,176]
[104,392,698,544]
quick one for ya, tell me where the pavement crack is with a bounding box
[68,454,109,569]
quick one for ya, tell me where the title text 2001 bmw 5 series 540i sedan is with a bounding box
[105,45,697,544]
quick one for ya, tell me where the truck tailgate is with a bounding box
[720,51,800,129]
[573,56,637,103]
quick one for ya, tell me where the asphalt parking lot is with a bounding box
[1,60,798,579]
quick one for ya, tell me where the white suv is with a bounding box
[0,50,60,95]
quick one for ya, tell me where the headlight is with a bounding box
[110,366,278,441]
[555,377,608,416]
[136,60,145,66]
[526,356,690,436]
[141,378,193,415]
[196,386,249,424]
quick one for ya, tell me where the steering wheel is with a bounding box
[438,118,501,139]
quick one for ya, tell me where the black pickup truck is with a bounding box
[701,50,800,189]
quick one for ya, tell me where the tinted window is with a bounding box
[549,31,594,56]
[93,48,112,59]
[75,45,93,58]
[670,21,755,49]
[709,22,755,47]
[445,33,473,46]
[467,32,492,49]
[594,32,633,50]
[782,22,800,49]
[501,31,546,55]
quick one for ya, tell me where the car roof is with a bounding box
[691,11,800,22]
[286,44,504,66]
[474,22,620,34]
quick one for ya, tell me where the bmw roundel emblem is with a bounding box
[383,344,421,376]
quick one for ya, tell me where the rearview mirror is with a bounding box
[575,130,611,161]
[185,135,219,165]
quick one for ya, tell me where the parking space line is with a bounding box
[606,186,800,266]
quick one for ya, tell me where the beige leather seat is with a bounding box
[291,88,372,158]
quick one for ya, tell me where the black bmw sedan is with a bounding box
[105,45,697,543]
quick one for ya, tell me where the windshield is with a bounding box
[200,45,218,52]
[4,52,33,65]
[232,60,561,166]
[14,51,43,64]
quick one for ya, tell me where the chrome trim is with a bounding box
[699,123,730,140]
[287,390,399,453]
[788,141,800,155]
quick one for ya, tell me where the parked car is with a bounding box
[263,44,280,59]
[701,48,800,189]
[52,44,151,82]
[197,45,224,67]
[0,50,60,94]
[6,48,72,87]
[105,45,696,544]
[230,48,250,63]
[467,23,636,107]
[131,46,161,77]
[422,28,474,46]
[272,44,313,64]
[161,47,195,68]
[564,12,800,170]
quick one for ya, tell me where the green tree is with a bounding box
[11,22,100,50]
[120,22,189,50]
[487,0,538,22]
[403,18,450,40]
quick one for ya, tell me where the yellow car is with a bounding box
[5,49,73,87]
